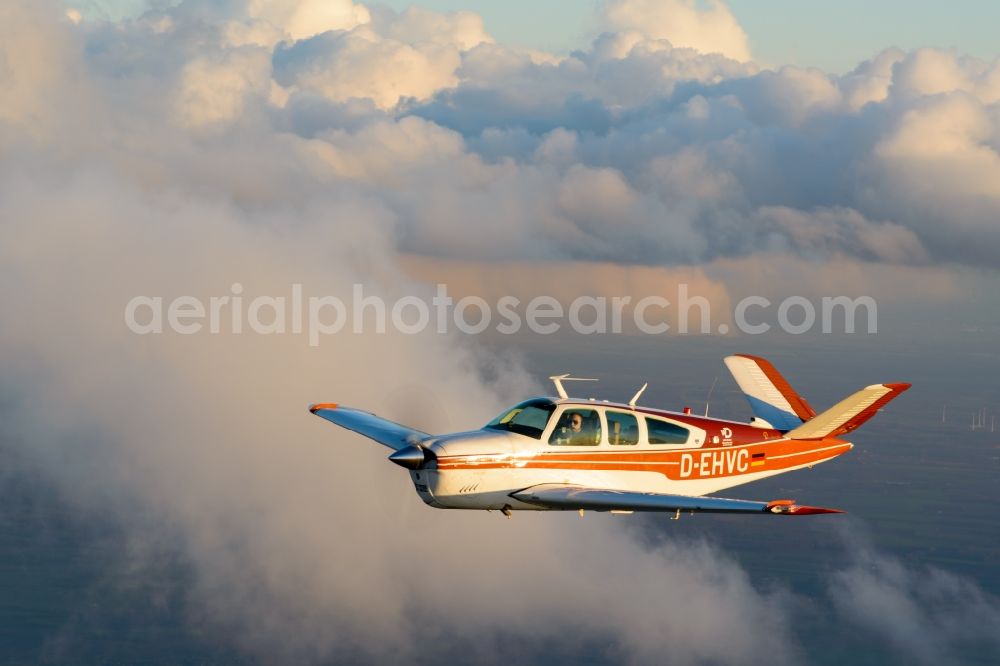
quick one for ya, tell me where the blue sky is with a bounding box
[376,0,1000,72]
[77,1,1000,72]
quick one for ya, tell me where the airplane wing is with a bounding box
[309,403,430,451]
[511,484,842,515]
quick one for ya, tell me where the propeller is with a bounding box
[388,444,431,469]
[381,384,445,471]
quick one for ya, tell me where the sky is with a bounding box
[375,0,1000,72]
[3,0,1000,664]
[78,0,1000,72]
[726,0,1000,72]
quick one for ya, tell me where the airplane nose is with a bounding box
[388,444,430,470]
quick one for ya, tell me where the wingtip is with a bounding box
[787,505,846,515]
[883,382,912,392]
[767,499,845,515]
[309,402,338,413]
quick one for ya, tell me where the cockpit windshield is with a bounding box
[484,398,556,439]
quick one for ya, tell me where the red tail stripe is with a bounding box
[734,354,817,420]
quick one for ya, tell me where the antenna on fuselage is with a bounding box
[704,376,718,417]
[628,382,648,407]
[549,374,598,399]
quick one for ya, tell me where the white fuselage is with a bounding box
[408,400,850,511]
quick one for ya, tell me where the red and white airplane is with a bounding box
[310,355,910,517]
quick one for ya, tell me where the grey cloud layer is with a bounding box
[405,46,1000,267]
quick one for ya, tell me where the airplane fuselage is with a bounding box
[408,398,852,511]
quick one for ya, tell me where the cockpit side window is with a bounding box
[484,399,555,439]
[607,411,639,445]
[645,417,690,445]
[549,408,602,446]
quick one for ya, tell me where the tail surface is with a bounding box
[784,383,911,440]
[724,354,815,431]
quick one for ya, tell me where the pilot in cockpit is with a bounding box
[552,410,598,445]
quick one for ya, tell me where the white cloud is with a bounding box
[892,47,971,97]
[274,25,462,109]
[377,5,493,51]
[602,0,752,62]
[45,0,1000,268]
[840,48,906,110]
[869,90,1000,263]
[754,206,929,264]
[0,137,795,666]
[260,5,494,111]
[830,540,1000,664]
[0,3,86,135]
[247,0,371,41]
[222,17,285,48]
[174,48,273,128]
[307,115,467,183]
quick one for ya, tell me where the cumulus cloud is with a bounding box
[408,43,1000,267]
[2,1,1000,663]
[0,2,90,136]
[273,26,462,108]
[247,0,371,41]
[270,6,492,110]
[602,0,752,61]
[374,6,493,51]
[0,3,789,664]
[174,47,273,127]
[0,84,790,666]
[752,206,929,264]
[830,538,1000,664]
[839,48,905,110]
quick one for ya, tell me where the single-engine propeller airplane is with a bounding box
[310,355,910,518]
